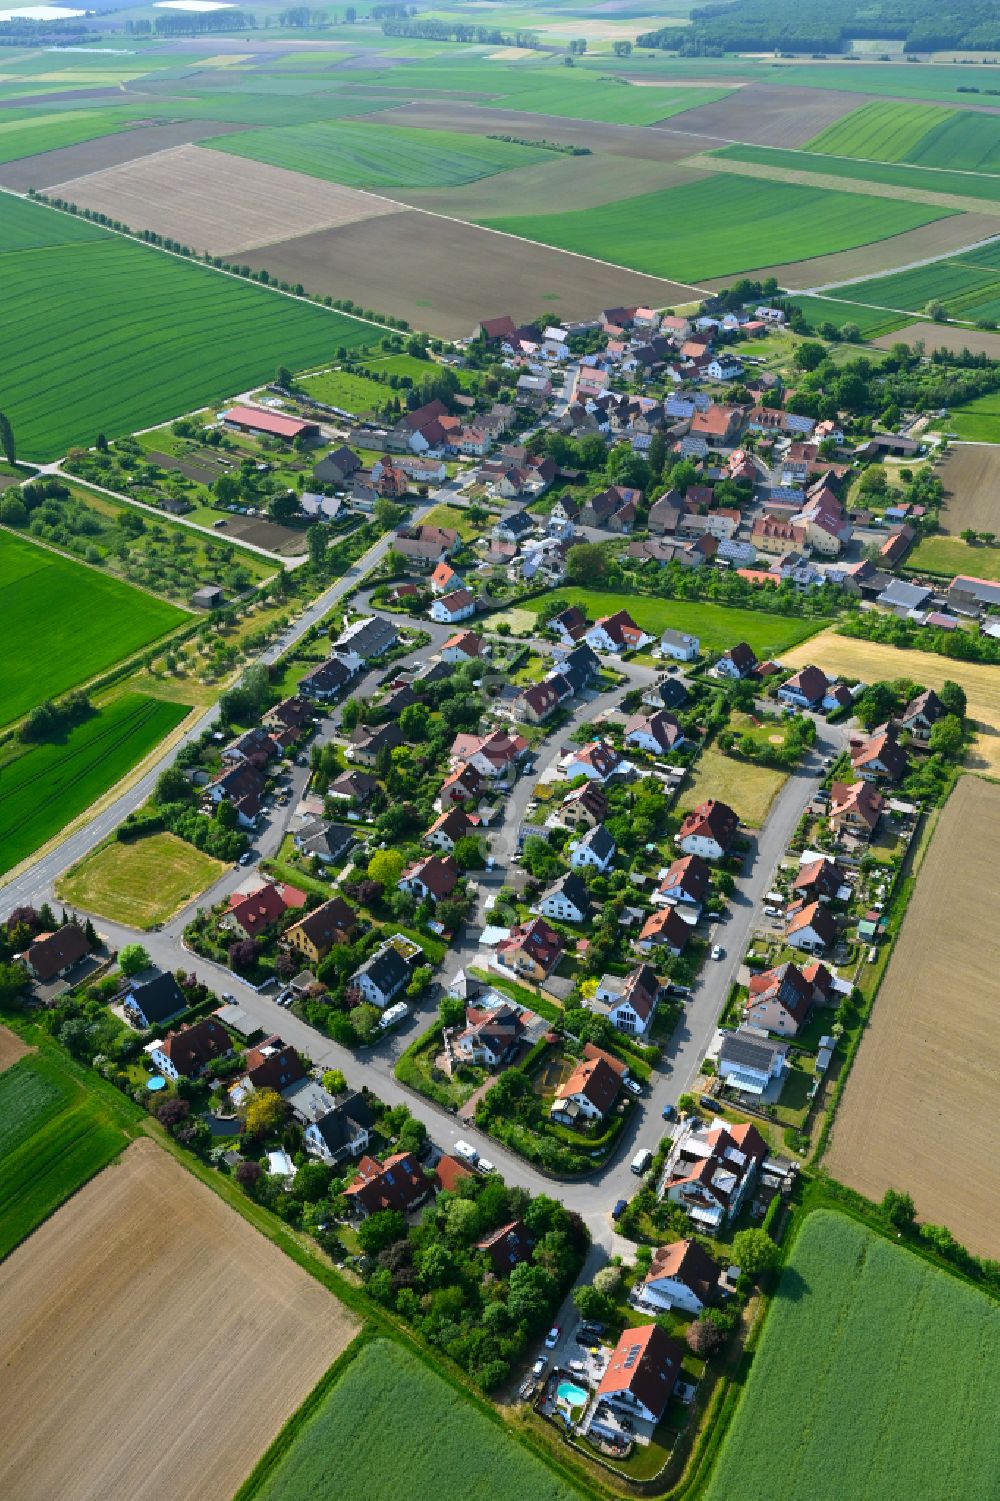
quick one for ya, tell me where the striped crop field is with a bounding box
[806,99,955,162]
[703,1209,1000,1501]
[834,258,1000,316]
[712,143,1000,204]
[0,107,135,166]
[0,693,190,875]
[208,121,556,189]
[0,194,376,459]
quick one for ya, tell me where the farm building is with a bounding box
[221,405,319,442]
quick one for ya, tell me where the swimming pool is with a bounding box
[556,1380,589,1407]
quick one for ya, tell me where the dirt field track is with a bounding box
[0,1023,30,1073]
[784,627,1000,772]
[826,776,1000,1256]
[238,208,702,338]
[0,1139,357,1501]
[653,84,871,148]
[874,320,1000,357]
[933,444,1000,533]
[0,120,246,192]
[48,143,401,255]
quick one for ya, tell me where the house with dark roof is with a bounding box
[335,614,399,660]
[829,780,885,839]
[299,655,357,701]
[636,906,690,957]
[424,806,473,854]
[230,1035,307,1107]
[900,687,947,742]
[745,960,831,1033]
[559,783,608,830]
[556,642,601,695]
[398,853,460,905]
[304,1092,376,1166]
[784,900,837,955]
[624,710,686,757]
[778,665,829,710]
[344,1152,430,1218]
[592,963,663,1037]
[327,768,377,806]
[351,937,417,1009]
[285,897,358,964]
[793,856,846,902]
[718,1026,789,1095]
[850,725,909,784]
[122,969,185,1030]
[636,1240,723,1315]
[538,871,592,925]
[149,1018,233,1080]
[514,676,568,725]
[293,819,355,864]
[677,799,738,861]
[206,762,266,827]
[585,609,652,656]
[643,675,689,713]
[476,1220,533,1275]
[454,1002,525,1068]
[655,853,711,913]
[550,604,588,645]
[661,1120,767,1230]
[569,821,616,873]
[562,738,623,784]
[348,720,404,767]
[494,917,563,982]
[714,641,757,680]
[24,923,90,984]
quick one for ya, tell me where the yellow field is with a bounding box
[682,743,788,828]
[784,627,1000,773]
[58,831,225,928]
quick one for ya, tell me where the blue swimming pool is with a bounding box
[556,1380,588,1407]
[146,1075,167,1091]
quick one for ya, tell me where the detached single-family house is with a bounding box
[636,906,690,957]
[659,628,699,662]
[592,1325,684,1428]
[24,923,90,984]
[430,560,464,597]
[550,605,588,645]
[293,819,355,865]
[745,960,832,1032]
[476,1219,533,1275]
[661,1120,767,1230]
[538,872,592,925]
[563,739,623,784]
[585,609,652,656]
[569,822,616,873]
[305,1092,375,1166]
[718,1027,788,1095]
[440,761,484,807]
[784,900,837,954]
[451,729,529,780]
[398,853,460,905]
[424,806,473,854]
[793,856,846,902]
[828,780,885,840]
[345,1152,430,1218]
[348,721,404,767]
[624,710,686,757]
[714,642,757,680]
[285,897,358,964]
[655,853,711,913]
[677,799,739,861]
[454,1003,525,1068]
[227,881,288,940]
[592,963,663,1037]
[148,1019,232,1081]
[777,665,829,710]
[900,688,946,742]
[351,941,413,1010]
[850,726,909,784]
[550,1055,622,1125]
[494,916,563,981]
[336,614,399,661]
[440,630,484,664]
[122,969,185,1030]
[430,587,476,625]
[560,783,608,830]
[636,1240,722,1315]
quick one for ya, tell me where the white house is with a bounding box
[592,963,662,1037]
[676,800,738,861]
[569,822,616,872]
[304,1093,374,1166]
[537,872,591,925]
[429,587,476,624]
[707,354,743,382]
[717,1026,788,1097]
[351,940,415,1009]
[634,1240,722,1315]
[624,710,685,757]
[658,628,699,662]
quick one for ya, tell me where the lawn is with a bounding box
[246,1337,584,1501]
[682,743,787,829]
[209,120,555,189]
[908,535,1000,580]
[0,195,377,460]
[0,694,190,876]
[703,1209,1000,1501]
[478,176,952,284]
[420,502,489,540]
[58,830,226,928]
[938,391,1000,441]
[523,589,824,657]
[0,1046,133,1260]
[299,366,391,417]
[0,528,187,727]
[713,142,1000,204]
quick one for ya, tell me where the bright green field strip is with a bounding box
[250,1338,584,1501]
[208,120,554,189]
[0,531,185,726]
[806,99,955,162]
[523,589,822,657]
[0,191,106,251]
[903,109,1000,174]
[0,107,136,166]
[763,62,1000,108]
[836,259,1000,313]
[479,176,952,284]
[713,143,1000,203]
[0,693,190,875]
[783,294,908,339]
[938,391,1000,441]
[0,200,376,460]
[0,1056,68,1160]
[703,1210,1000,1501]
[955,241,1000,271]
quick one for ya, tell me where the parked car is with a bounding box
[532,1356,547,1378]
[454,1139,479,1165]
[711,944,724,960]
[764,905,783,918]
[544,1326,560,1349]
[666,983,691,999]
[575,1330,602,1349]
[631,1148,653,1175]
[700,1095,724,1114]
[612,1198,628,1221]
[477,1157,495,1175]
[661,1104,677,1122]
[624,1077,642,1097]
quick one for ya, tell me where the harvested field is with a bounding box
[49,143,400,256]
[682,744,787,829]
[826,777,1000,1256]
[237,210,701,339]
[58,831,227,929]
[0,119,246,192]
[873,320,1000,357]
[369,101,719,162]
[704,213,1000,292]
[397,153,708,218]
[217,513,311,555]
[783,626,1000,772]
[0,1024,30,1073]
[653,83,871,147]
[933,444,1000,533]
[0,1138,358,1501]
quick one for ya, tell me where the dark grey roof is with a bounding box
[559,643,600,693]
[297,819,354,860]
[337,615,398,659]
[126,970,185,1024]
[644,678,688,711]
[312,1091,376,1150]
[355,944,410,998]
[578,822,615,861]
[720,1029,786,1071]
[543,872,592,915]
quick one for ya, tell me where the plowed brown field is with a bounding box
[0,1138,357,1501]
[826,776,1000,1256]
[0,120,246,192]
[0,1023,30,1072]
[651,83,870,147]
[934,444,1000,533]
[48,143,400,255]
[874,320,1000,357]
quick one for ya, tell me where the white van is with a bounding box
[631,1148,653,1175]
[454,1140,479,1165]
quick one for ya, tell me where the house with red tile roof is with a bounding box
[440,761,484,806]
[226,881,287,940]
[654,853,711,913]
[451,729,529,779]
[434,1153,474,1193]
[476,1220,533,1275]
[584,608,652,655]
[850,725,909,784]
[829,780,885,839]
[494,917,563,982]
[593,1324,684,1426]
[778,665,829,710]
[676,799,738,861]
[550,1055,622,1125]
[662,1120,767,1230]
[398,854,460,905]
[345,1152,431,1218]
[149,1019,233,1081]
[636,905,690,957]
[636,1239,722,1315]
[785,900,837,954]
[745,960,829,1034]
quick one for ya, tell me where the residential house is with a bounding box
[440,761,484,807]
[348,721,404,767]
[560,783,608,830]
[829,780,885,839]
[493,507,535,543]
[285,897,358,964]
[624,710,686,757]
[676,799,739,861]
[121,969,185,1030]
[777,665,829,710]
[636,906,689,957]
[439,630,484,664]
[585,609,652,655]
[435,1153,474,1192]
[538,872,592,925]
[313,445,362,487]
[430,560,464,596]
[648,495,683,536]
[351,940,414,1009]
[345,1152,430,1218]
[707,353,743,382]
[476,1220,533,1275]
[655,853,711,914]
[551,605,588,645]
[494,916,563,981]
[550,1055,622,1125]
[580,485,641,531]
[785,901,837,954]
[658,628,699,662]
[718,1027,789,1096]
[850,725,909,784]
[335,614,399,661]
[299,655,357,701]
[569,822,616,873]
[430,587,476,625]
[305,1092,376,1166]
[514,676,569,725]
[293,819,354,865]
[661,1120,767,1230]
[563,739,623,784]
[643,675,689,713]
[227,881,288,940]
[793,856,846,902]
[230,1035,307,1107]
[556,642,601,695]
[398,854,460,905]
[745,960,831,1032]
[222,725,280,768]
[206,762,266,828]
[454,1003,525,1068]
[327,768,377,807]
[393,524,460,569]
[424,806,473,854]
[148,1019,232,1081]
[636,1241,722,1315]
[592,1326,684,1428]
[900,687,947,742]
[714,642,757,680]
[24,923,90,984]
[451,728,529,780]
[592,963,663,1037]
[690,405,742,448]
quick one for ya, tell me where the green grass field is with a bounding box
[1,529,186,727]
[0,195,377,459]
[0,693,190,875]
[248,1338,583,1501]
[299,367,398,415]
[783,294,908,338]
[209,120,554,188]
[0,106,138,164]
[908,534,1000,579]
[837,258,1000,316]
[58,831,226,928]
[703,1209,1000,1501]
[479,176,951,283]
[682,743,787,828]
[764,61,1000,108]
[806,100,956,162]
[0,1048,133,1260]
[524,589,823,657]
[938,390,1000,441]
[713,142,1000,204]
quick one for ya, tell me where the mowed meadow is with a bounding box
[0,194,376,459]
[703,1210,1000,1501]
